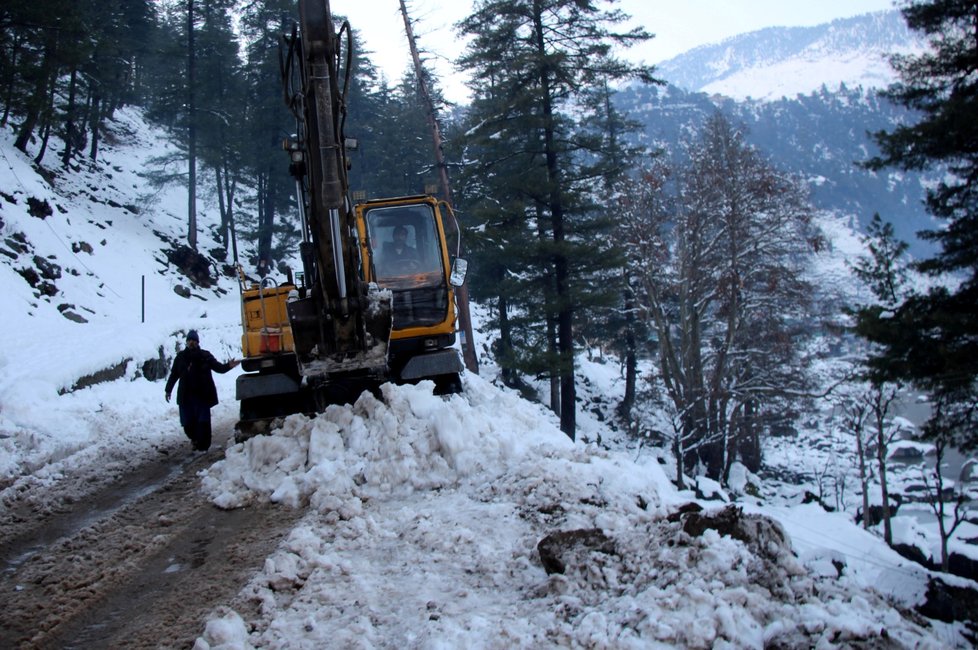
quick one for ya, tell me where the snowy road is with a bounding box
[0,429,303,649]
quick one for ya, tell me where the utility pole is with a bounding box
[398,0,479,374]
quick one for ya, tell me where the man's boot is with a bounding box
[196,420,212,451]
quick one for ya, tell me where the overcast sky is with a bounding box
[338,0,899,104]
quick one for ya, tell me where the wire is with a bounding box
[782,515,936,581]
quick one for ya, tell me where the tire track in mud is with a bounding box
[0,444,304,649]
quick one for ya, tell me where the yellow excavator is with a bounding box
[234,0,468,437]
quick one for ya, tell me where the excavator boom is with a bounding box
[285,0,392,384]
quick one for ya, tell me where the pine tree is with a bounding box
[194,0,246,254]
[457,0,654,438]
[861,0,978,451]
[238,0,299,272]
[1,0,154,162]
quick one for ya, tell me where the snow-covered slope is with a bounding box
[0,107,244,480]
[656,10,926,101]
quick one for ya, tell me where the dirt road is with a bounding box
[0,436,302,649]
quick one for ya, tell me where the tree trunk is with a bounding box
[876,419,893,545]
[855,421,871,529]
[61,68,79,167]
[532,0,575,439]
[398,0,479,375]
[88,89,102,161]
[33,68,59,165]
[737,399,762,472]
[14,33,58,153]
[186,0,198,250]
[619,284,637,420]
[215,115,238,253]
[257,169,276,274]
[497,294,516,388]
[1,35,25,127]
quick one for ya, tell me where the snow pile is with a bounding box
[201,378,569,510]
[196,379,952,649]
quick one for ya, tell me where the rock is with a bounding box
[892,542,930,568]
[174,284,192,299]
[680,504,791,563]
[695,475,729,502]
[948,552,978,583]
[61,359,131,394]
[141,346,169,381]
[537,528,616,576]
[801,491,835,512]
[5,233,30,255]
[33,255,62,281]
[666,502,703,523]
[166,244,215,288]
[60,310,88,323]
[17,266,57,296]
[918,576,978,628]
[26,196,52,219]
[855,497,902,527]
[960,459,978,484]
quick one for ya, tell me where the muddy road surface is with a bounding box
[0,434,302,649]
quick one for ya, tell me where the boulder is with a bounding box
[537,528,616,576]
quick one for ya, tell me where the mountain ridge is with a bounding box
[655,10,926,101]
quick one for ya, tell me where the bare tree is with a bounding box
[866,383,904,545]
[920,398,970,572]
[622,113,815,482]
[185,0,198,250]
[837,392,873,529]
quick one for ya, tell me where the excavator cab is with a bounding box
[357,195,464,390]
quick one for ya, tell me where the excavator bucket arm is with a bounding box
[284,0,393,383]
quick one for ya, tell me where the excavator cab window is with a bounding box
[366,205,445,287]
[365,203,450,329]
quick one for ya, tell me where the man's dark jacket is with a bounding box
[165,347,233,407]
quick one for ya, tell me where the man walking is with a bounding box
[165,329,239,451]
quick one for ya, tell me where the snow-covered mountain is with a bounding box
[614,81,938,254]
[656,10,926,101]
[615,9,939,255]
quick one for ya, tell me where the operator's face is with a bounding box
[395,229,407,243]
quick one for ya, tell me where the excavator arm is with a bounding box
[283,0,393,384]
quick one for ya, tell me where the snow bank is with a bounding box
[196,379,952,649]
[0,106,244,486]
[201,377,574,510]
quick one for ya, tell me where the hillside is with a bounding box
[615,82,938,254]
[0,107,246,479]
[655,10,925,101]
[2,108,974,647]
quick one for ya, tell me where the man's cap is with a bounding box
[186,329,200,342]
